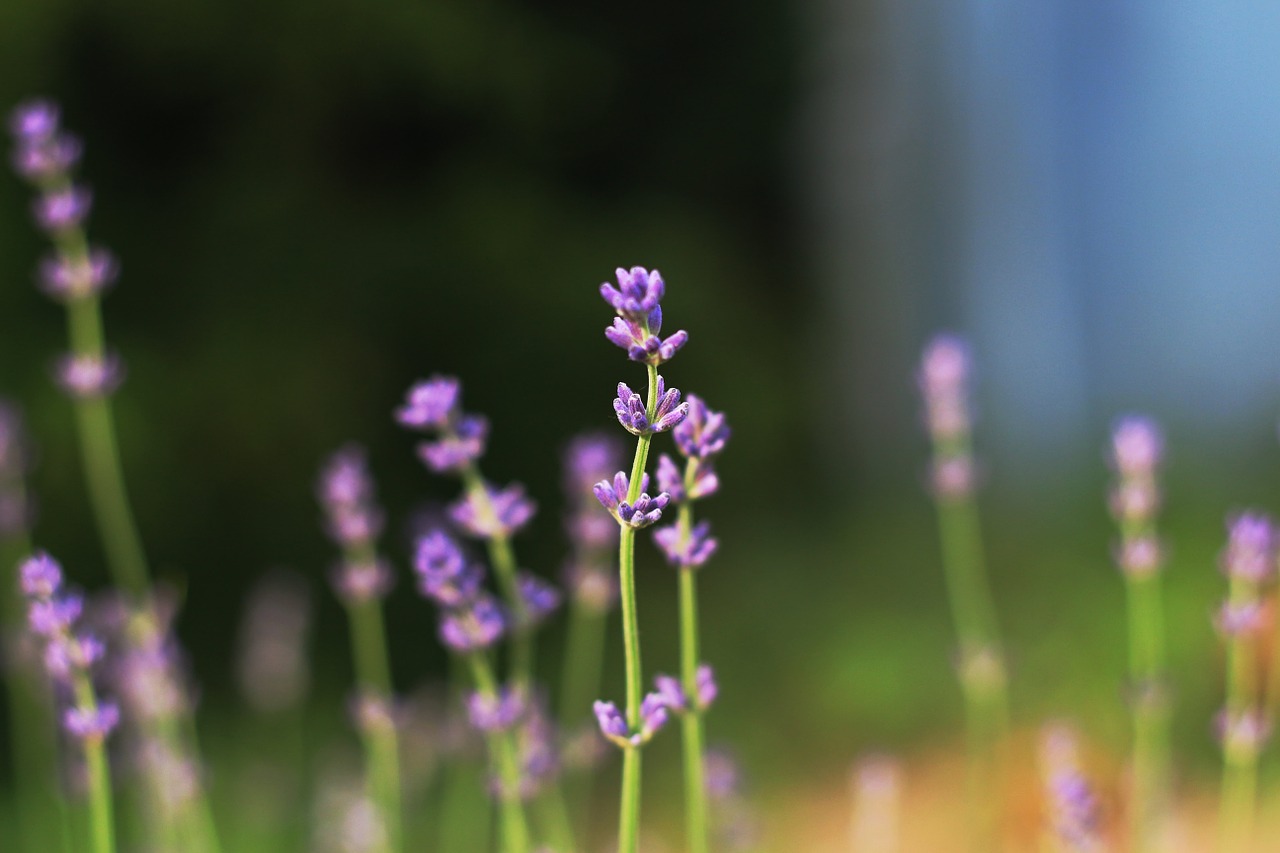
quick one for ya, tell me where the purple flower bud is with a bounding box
[331,560,395,604]
[638,692,669,740]
[56,352,124,398]
[439,595,506,652]
[613,377,689,436]
[653,519,718,568]
[318,445,385,547]
[1115,536,1164,579]
[517,572,560,628]
[27,594,83,636]
[1221,512,1275,582]
[413,530,482,607]
[396,376,460,431]
[34,185,92,233]
[16,136,82,183]
[1218,708,1271,757]
[564,433,623,497]
[467,686,526,732]
[593,470,669,528]
[604,317,689,365]
[449,482,536,539]
[1039,724,1102,851]
[1111,416,1163,478]
[39,248,118,301]
[9,100,61,142]
[19,552,63,598]
[695,664,717,710]
[653,675,686,711]
[673,395,730,460]
[599,266,665,323]
[1216,600,1262,636]
[64,702,119,740]
[418,415,488,473]
[593,700,629,745]
[43,633,104,680]
[919,335,972,440]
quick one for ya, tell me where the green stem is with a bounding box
[1218,576,1259,853]
[1123,545,1170,853]
[72,677,116,853]
[346,595,402,853]
[559,601,607,731]
[618,747,642,853]
[678,556,709,853]
[933,484,1007,853]
[467,654,530,853]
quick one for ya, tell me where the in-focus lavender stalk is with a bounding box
[1107,416,1171,852]
[413,527,530,853]
[1039,724,1105,853]
[8,100,147,599]
[319,446,402,853]
[395,378,542,690]
[1214,513,1274,853]
[849,755,902,853]
[19,552,118,853]
[917,334,1008,851]
[595,266,689,853]
[651,393,729,853]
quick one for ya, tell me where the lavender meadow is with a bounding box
[6,98,1280,853]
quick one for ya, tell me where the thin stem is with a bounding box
[618,747,642,853]
[346,595,402,853]
[1218,576,1259,853]
[1123,550,1170,853]
[933,487,1007,853]
[467,654,530,853]
[678,545,709,853]
[72,677,116,853]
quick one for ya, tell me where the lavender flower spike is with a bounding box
[653,519,718,569]
[593,692,670,748]
[413,529,482,608]
[468,686,527,732]
[1111,416,1163,479]
[449,481,536,538]
[600,266,665,324]
[613,375,689,436]
[20,551,63,597]
[1221,512,1276,582]
[516,572,561,628]
[439,595,506,653]
[605,316,689,366]
[395,375,460,431]
[593,471,670,529]
[673,395,730,461]
[64,702,120,740]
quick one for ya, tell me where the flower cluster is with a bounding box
[593,694,671,749]
[919,335,976,500]
[1214,513,1275,637]
[600,267,689,366]
[652,394,729,570]
[613,377,689,436]
[593,471,670,530]
[654,665,718,714]
[318,446,393,604]
[1038,725,1104,852]
[1108,418,1166,577]
[414,529,506,654]
[562,434,623,612]
[19,552,118,740]
[9,101,126,398]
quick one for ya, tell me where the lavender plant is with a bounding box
[918,334,1008,850]
[594,265,691,853]
[318,446,402,853]
[1107,417,1171,851]
[1214,513,1274,853]
[652,394,728,853]
[19,552,118,853]
[1039,724,1105,852]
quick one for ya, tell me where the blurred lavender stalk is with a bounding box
[20,552,118,853]
[1039,724,1105,853]
[8,100,146,599]
[918,334,1008,850]
[0,404,68,853]
[557,433,621,836]
[849,755,901,853]
[319,446,402,853]
[1107,417,1172,851]
[596,266,689,853]
[1214,513,1274,852]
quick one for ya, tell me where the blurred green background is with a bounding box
[3,0,1280,848]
